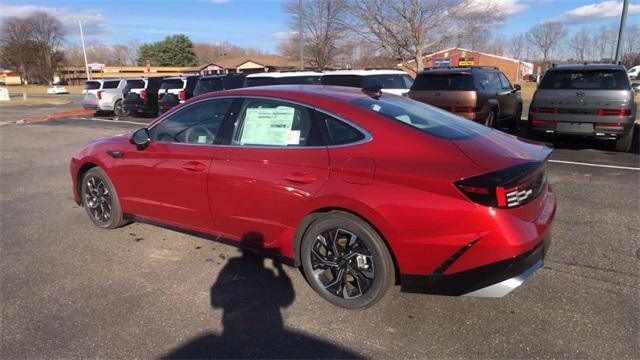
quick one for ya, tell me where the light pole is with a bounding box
[298,0,304,70]
[78,19,90,80]
[614,0,629,63]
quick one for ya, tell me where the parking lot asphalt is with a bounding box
[1,104,639,359]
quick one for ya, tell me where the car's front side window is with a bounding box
[231,99,322,147]
[150,98,233,144]
[498,73,512,90]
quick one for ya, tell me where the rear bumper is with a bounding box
[401,231,550,297]
[529,115,635,137]
[124,100,155,114]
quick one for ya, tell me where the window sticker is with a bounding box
[197,135,208,144]
[286,130,301,145]
[239,106,295,145]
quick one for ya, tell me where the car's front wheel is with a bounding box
[81,167,127,229]
[300,211,394,309]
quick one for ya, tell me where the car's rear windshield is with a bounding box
[194,78,224,95]
[124,80,145,92]
[160,79,185,90]
[539,69,630,90]
[84,81,101,90]
[411,73,474,91]
[103,81,120,89]
[321,74,413,89]
[351,95,488,140]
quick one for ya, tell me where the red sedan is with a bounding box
[70,85,556,309]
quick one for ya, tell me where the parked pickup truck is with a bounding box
[81,79,127,116]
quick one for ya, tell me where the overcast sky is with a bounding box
[1,0,638,51]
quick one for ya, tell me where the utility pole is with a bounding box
[298,0,304,70]
[78,20,91,80]
[614,0,629,63]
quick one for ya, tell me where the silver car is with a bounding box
[528,64,637,152]
[81,79,127,116]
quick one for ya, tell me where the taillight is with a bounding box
[140,90,147,99]
[451,106,475,113]
[455,161,549,209]
[595,122,625,128]
[96,90,102,100]
[532,107,558,114]
[532,119,557,126]
[596,108,630,117]
[178,90,186,101]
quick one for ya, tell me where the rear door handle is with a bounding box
[282,172,316,184]
[181,161,207,172]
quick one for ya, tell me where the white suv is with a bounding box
[81,79,127,116]
[320,69,414,96]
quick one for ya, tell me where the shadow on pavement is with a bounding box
[162,235,362,359]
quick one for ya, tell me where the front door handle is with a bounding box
[181,161,207,172]
[282,172,316,184]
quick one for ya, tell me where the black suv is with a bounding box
[158,75,200,114]
[408,66,523,130]
[193,74,245,97]
[123,77,164,117]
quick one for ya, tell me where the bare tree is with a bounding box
[285,0,349,70]
[527,22,566,69]
[507,33,525,60]
[29,12,65,84]
[347,0,502,72]
[569,28,590,62]
[193,41,264,64]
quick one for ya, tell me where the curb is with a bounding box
[17,109,96,124]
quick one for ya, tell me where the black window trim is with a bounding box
[145,95,372,149]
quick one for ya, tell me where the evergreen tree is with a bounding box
[135,34,198,66]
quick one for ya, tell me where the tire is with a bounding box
[300,211,394,309]
[113,100,127,117]
[484,110,497,128]
[81,167,127,229]
[615,126,634,152]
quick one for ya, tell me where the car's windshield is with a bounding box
[84,81,101,90]
[160,79,185,90]
[539,69,630,90]
[412,73,474,91]
[351,95,489,140]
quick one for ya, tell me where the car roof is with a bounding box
[245,71,322,78]
[547,63,627,71]
[418,66,499,75]
[164,75,199,80]
[322,69,408,76]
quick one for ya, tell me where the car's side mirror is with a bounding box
[514,84,522,91]
[131,128,151,150]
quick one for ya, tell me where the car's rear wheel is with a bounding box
[113,100,127,117]
[300,211,394,309]
[615,126,634,152]
[81,167,127,229]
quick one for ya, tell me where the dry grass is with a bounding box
[0,98,71,106]
[5,85,85,95]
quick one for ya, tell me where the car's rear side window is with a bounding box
[363,74,413,89]
[84,81,100,90]
[411,73,474,91]
[314,111,365,145]
[278,76,321,85]
[539,69,630,90]
[352,95,488,140]
[103,81,120,89]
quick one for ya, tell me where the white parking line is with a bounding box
[549,159,640,171]
[69,117,148,126]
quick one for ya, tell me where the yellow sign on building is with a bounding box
[459,59,475,66]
